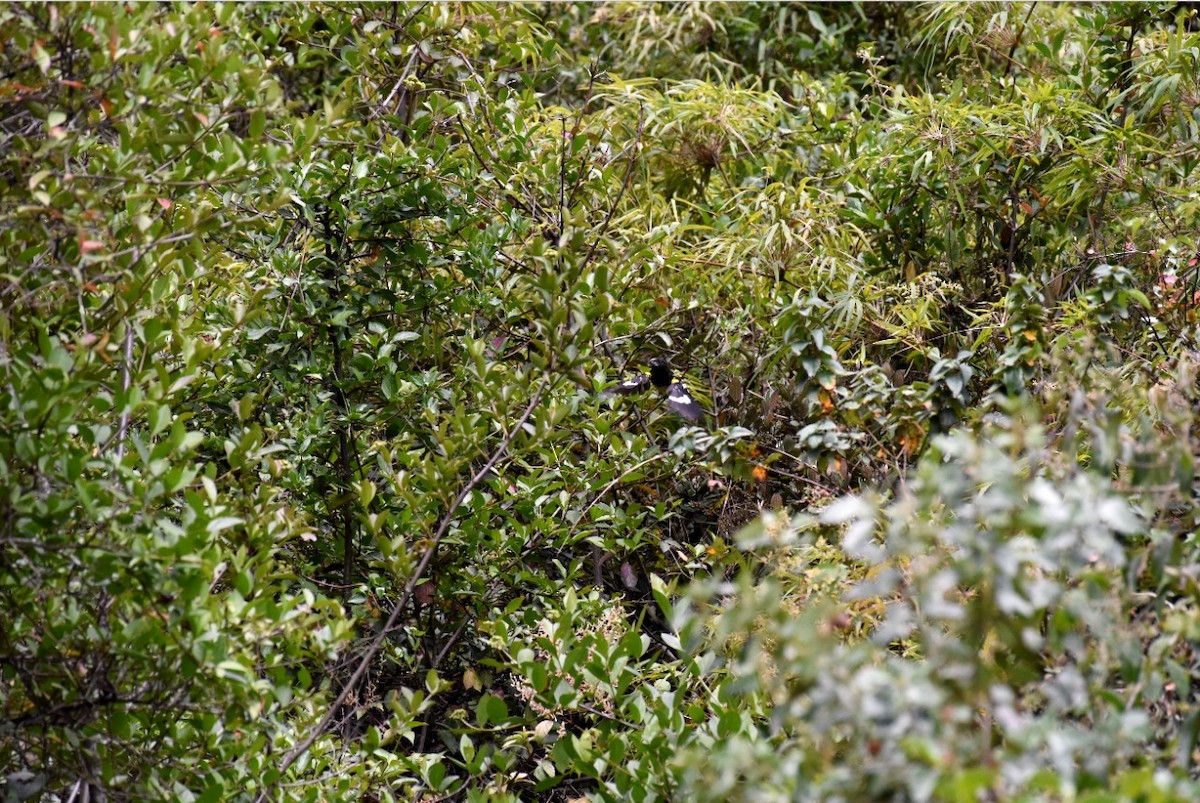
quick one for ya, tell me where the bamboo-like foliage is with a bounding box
[4,3,1200,801]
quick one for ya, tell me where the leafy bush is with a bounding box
[6,2,1200,801]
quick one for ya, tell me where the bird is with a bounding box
[610,357,706,423]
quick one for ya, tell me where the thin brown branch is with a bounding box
[258,376,554,796]
[113,325,135,461]
[586,108,645,270]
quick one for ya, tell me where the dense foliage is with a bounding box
[5,2,1200,800]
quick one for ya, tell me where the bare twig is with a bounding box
[588,108,645,271]
[113,325,135,461]
[1002,2,1038,89]
[568,452,671,540]
[258,377,553,797]
[376,48,420,121]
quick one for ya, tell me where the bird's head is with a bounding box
[648,357,673,387]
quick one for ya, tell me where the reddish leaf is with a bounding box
[414,580,436,605]
[619,562,638,590]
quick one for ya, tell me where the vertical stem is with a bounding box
[320,205,358,604]
[337,407,355,600]
[114,325,135,462]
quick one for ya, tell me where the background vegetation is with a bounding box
[5,2,1200,800]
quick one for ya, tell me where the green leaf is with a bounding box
[249,109,266,139]
[207,517,244,535]
[483,693,507,726]
[459,733,475,764]
[149,404,172,436]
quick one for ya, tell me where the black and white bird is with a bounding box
[611,357,705,423]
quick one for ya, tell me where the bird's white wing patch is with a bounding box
[666,383,704,422]
[611,374,651,395]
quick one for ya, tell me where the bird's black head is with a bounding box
[648,357,673,387]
